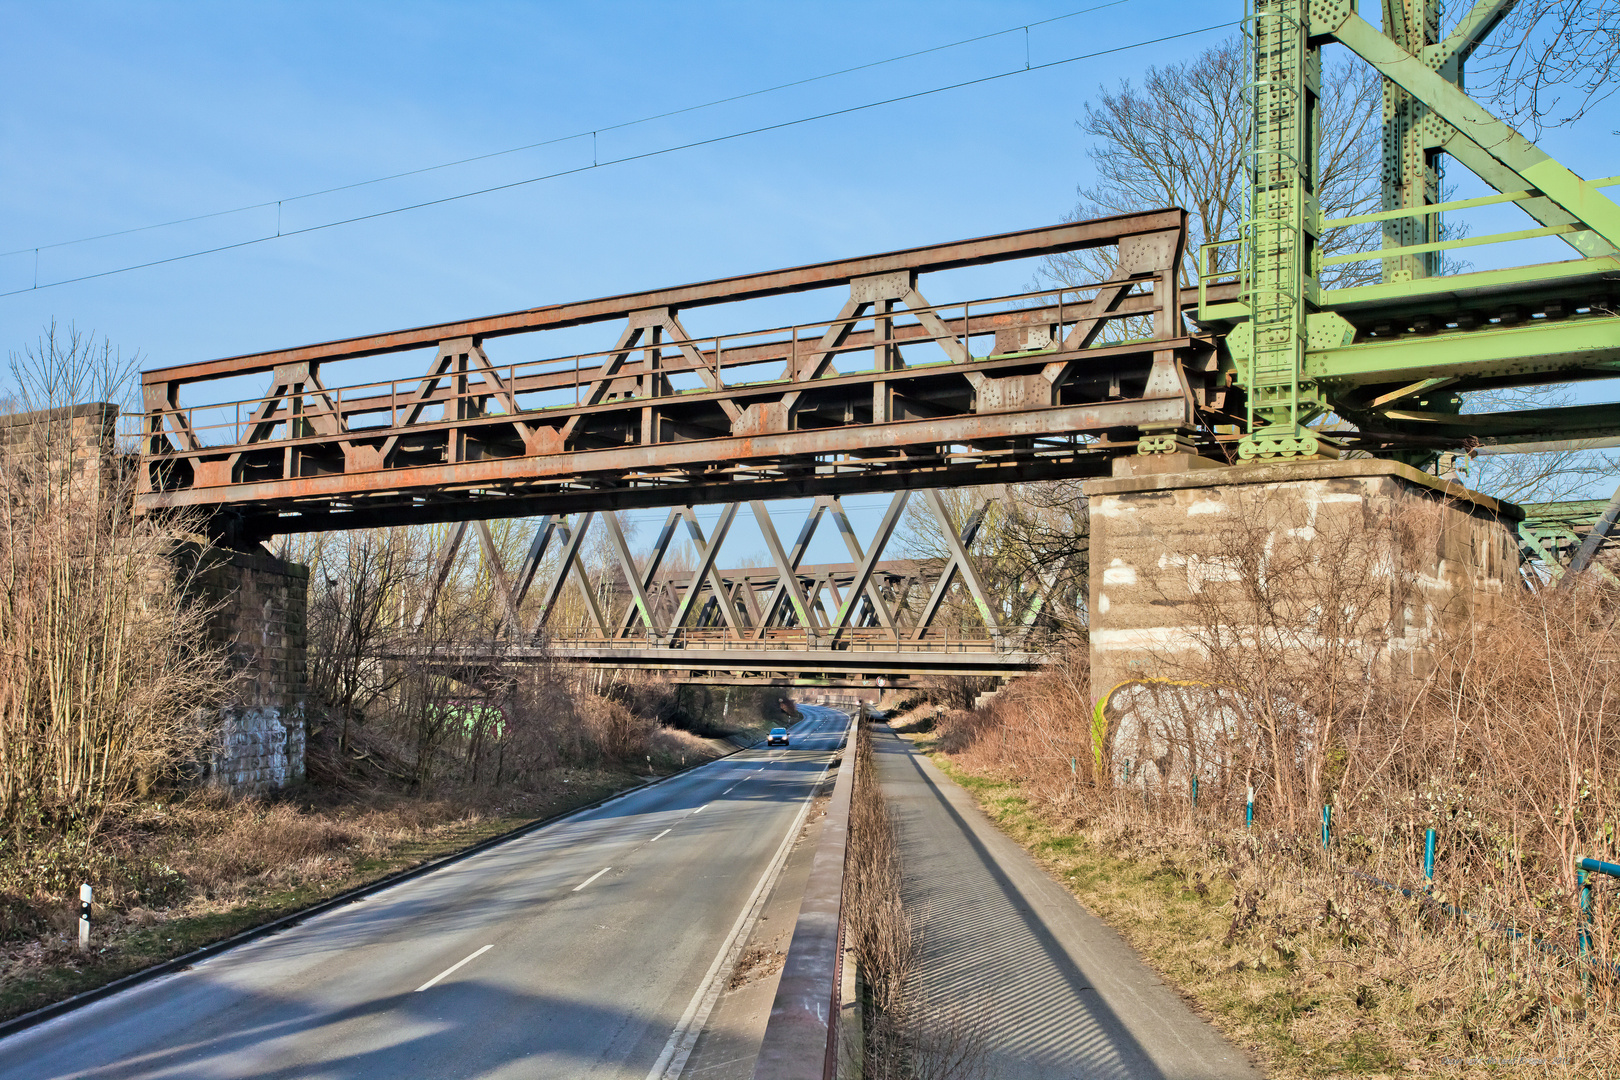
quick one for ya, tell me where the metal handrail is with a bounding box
[136,277,1164,451]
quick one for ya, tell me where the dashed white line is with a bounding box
[644,711,850,1080]
[415,944,493,992]
[650,828,672,842]
[574,866,612,892]
[693,803,709,814]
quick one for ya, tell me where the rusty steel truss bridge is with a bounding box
[386,489,1060,686]
[135,0,1620,682]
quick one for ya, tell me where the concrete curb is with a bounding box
[0,741,755,1043]
[754,713,857,1080]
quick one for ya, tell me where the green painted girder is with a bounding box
[1515,500,1620,584]
[1320,256,1620,314]
[1521,500,1614,526]
[1319,10,1620,253]
[1359,402,1620,443]
[1307,316,1620,387]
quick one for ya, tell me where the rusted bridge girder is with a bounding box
[135,210,1231,542]
[394,489,1068,683]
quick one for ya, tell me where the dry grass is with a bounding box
[845,722,991,1080]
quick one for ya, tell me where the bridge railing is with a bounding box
[130,211,1208,537]
[133,276,1170,455]
[541,627,1040,655]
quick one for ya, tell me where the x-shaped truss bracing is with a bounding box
[404,492,1072,676]
[135,213,1219,542]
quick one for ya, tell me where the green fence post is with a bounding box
[1322,805,1332,850]
[1580,867,1593,991]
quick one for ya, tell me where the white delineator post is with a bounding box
[78,883,92,953]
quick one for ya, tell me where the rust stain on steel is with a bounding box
[137,397,1191,510]
[143,211,1185,386]
[156,334,1196,445]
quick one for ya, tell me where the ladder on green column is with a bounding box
[1238,0,1332,461]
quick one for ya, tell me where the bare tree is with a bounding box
[1467,0,1620,133]
[302,529,422,753]
[1038,37,1384,297]
[0,325,234,837]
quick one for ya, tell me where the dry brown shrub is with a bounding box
[935,650,1094,810]
[846,722,913,1021]
[0,329,236,838]
[846,721,991,1080]
[935,495,1620,1072]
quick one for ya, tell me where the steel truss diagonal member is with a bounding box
[531,512,608,638]
[912,493,1001,641]
[1562,479,1620,584]
[826,492,909,640]
[414,521,469,632]
[612,509,682,639]
[668,505,741,634]
[474,521,524,636]
[598,510,666,640]
[751,500,825,642]
[1320,9,1620,252]
[827,496,901,630]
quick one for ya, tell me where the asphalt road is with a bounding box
[0,707,851,1080]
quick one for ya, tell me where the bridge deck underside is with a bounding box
[394,640,1035,683]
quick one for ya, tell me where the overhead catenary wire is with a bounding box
[1,0,1140,260]
[1,18,1235,299]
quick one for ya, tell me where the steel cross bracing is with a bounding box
[1197,0,1620,465]
[127,0,1620,603]
[1517,496,1620,586]
[135,212,1223,542]
[386,491,1064,682]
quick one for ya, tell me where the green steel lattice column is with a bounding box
[1239,0,1331,461]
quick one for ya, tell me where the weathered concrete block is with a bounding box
[1085,457,1521,712]
[187,546,310,794]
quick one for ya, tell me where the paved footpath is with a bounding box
[873,725,1262,1080]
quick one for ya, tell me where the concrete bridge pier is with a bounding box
[188,545,310,793]
[1084,455,1523,777]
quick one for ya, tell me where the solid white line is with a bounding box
[574,866,612,892]
[643,713,849,1080]
[650,828,672,842]
[414,943,493,992]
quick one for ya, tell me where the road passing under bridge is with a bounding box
[0,711,851,1080]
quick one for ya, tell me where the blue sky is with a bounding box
[3,1,1616,556]
[2,1,1243,366]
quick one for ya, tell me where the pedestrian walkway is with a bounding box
[872,725,1261,1080]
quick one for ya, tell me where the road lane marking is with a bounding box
[574,866,612,892]
[693,803,708,814]
[650,828,672,842]
[644,711,850,1080]
[414,943,493,992]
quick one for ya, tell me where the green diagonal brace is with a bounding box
[1323,11,1620,251]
